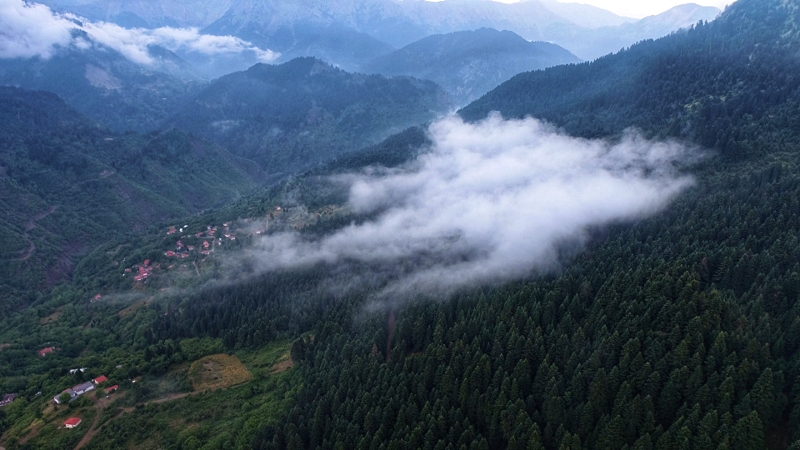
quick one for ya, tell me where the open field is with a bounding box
[188,354,252,391]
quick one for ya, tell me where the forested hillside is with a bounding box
[4,0,800,449]
[461,0,800,160]
[0,87,263,314]
[169,57,451,172]
[0,43,200,132]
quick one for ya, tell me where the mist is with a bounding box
[246,114,697,303]
[0,0,278,65]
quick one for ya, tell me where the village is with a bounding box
[90,205,346,302]
[109,207,295,291]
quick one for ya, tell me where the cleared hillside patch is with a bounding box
[188,354,251,391]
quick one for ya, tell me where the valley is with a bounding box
[2,0,800,449]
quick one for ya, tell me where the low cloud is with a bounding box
[248,114,697,303]
[0,0,73,59]
[0,0,278,64]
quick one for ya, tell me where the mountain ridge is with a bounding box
[363,28,581,105]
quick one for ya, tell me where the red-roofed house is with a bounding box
[105,385,119,394]
[39,347,54,357]
[93,375,109,385]
[64,418,82,428]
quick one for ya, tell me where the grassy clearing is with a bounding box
[117,298,151,318]
[188,354,252,392]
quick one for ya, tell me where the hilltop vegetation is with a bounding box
[169,57,451,173]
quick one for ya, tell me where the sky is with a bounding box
[490,0,734,19]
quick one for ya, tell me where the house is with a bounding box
[73,382,94,396]
[93,375,108,385]
[54,389,77,404]
[165,251,176,258]
[105,385,119,394]
[39,347,54,357]
[64,418,82,429]
[0,394,17,407]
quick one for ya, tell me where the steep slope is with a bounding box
[556,3,722,60]
[363,28,580,105]
[0,40,201,132]
[461,0,800,160]
[0,87,263,310]
[168,57,451,173]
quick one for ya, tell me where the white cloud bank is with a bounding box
[0,0,278,64]
[250,114,697,302]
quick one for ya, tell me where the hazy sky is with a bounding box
[490,0,734,19]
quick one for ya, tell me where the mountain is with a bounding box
[0,87,264,308]
[0,38,201,132]
[9,1,800,450]
[40,0,630,71]
[168,57,451,173]
[363,28,581,105]
[461,0,795,158]
[554,3,722,60]
[37,0,717,77]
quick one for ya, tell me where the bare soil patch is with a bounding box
[189,354,252,391]
[269,356,294,375]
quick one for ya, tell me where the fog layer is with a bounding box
[0,0,278,64]
[251,114,696,300]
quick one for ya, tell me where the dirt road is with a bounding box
[12,206,57,262]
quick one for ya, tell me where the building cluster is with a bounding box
[53,375,110,404]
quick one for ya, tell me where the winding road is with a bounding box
[12,206,57,262]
